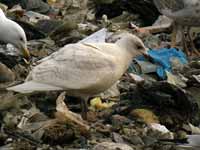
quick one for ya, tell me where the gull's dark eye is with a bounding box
[19,37,23,41]
[136,44,143,50]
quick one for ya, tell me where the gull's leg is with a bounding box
[181,26,190,56]
[171,23,177,48]
[187,27,200,56]
[80,96,89,120]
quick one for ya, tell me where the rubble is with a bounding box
[0,0,200,150]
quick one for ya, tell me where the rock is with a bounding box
[111,115,130,128]
[0,63,15,83]
[92,142,133,150]
[112,132,124,143]
[129,135,144,145]
[142,136,157,146]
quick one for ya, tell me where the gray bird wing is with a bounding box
[153,0,185,13]
[30,43,118,91]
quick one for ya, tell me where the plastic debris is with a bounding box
[149,123,170,134]
[166,70,187,88]
[79,28,108,43]
[130,48,188,79]
[90,97,116,111]
[55,92,90,133]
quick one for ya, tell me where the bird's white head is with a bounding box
[116,33,148,58]
[0,8,30,59]
[0,9,6,18]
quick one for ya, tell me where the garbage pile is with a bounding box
[0,0,200,150]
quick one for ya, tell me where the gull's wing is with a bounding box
[153,0,185,13]
[8,43,119,93]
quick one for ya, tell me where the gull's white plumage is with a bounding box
[0,8,30,58]
[8,33,147,119]
[7,34,147,96]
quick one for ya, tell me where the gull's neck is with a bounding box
[116,38,133,59]
[0,9,6,20]
[115,39,135,72]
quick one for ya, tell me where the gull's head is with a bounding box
[0,9,30,59]
[9,22,30,59]
[116,33,148,58]
[0,9,6,18]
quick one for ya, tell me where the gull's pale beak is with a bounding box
[142,47,149,56]
[21,48,30,59]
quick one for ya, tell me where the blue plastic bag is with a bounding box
[133,48,188,79]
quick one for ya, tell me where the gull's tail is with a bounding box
[7,81,63,93]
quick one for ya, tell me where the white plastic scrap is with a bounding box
[149,123,170,134]
[79,28,108,43]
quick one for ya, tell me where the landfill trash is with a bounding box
[92,142,133,150]
[130,109,159,124]
[128,73,145,83]
[193,75,200,83]
[147,48,188,79]
[89,97,116,111]
[79,28,108,43]
[128,60,157,74]
[55,92,90,133]
[24,11,50,23]
[98,81,120,99]
[77,23,99,34]
[0,62,15,83]
[149,123,170,134]
[20,0,55,14]
[131,48,188,79]
[166,71,187,88]
[0,44,20,56]
[188,123,200,135]
[1,1,200,149]
[0,3,8,11]
[178,135,200,148]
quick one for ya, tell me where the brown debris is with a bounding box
[55,92,90,135]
